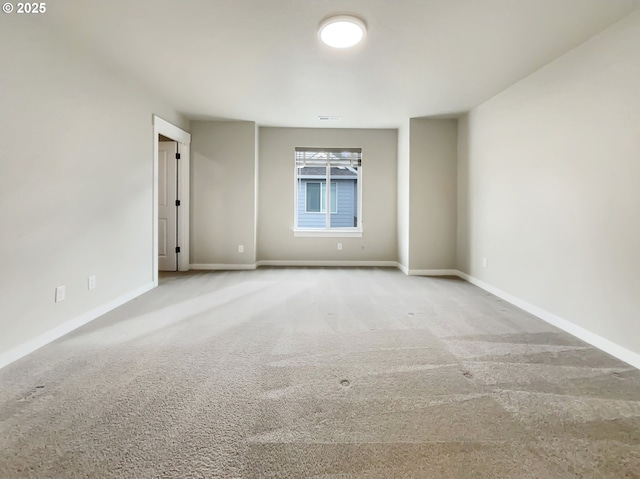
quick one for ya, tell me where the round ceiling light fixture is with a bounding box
[319,15,366,49]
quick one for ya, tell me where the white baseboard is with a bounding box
[256,260,398,268]
[457,271,640,370]
[407,269,460,276]
[0,282,155,371]
[4,267,637,372]
[190,263,258,271]
[191,261,399,270]
[396,265,459,277]
[192,262,450,275]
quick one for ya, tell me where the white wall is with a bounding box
[458,11,640,357]
[0,16,188,362]
[190,121,258,267]
[408,118,458,272]
[258,128,398,262]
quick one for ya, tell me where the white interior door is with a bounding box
[158,141,178,271]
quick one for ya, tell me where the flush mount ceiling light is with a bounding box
[319,15,366,48]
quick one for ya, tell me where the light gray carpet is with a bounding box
[1,267,639,478]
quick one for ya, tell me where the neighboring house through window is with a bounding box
[306,182,337,214]
[295,148,362,236]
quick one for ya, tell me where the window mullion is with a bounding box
[325,162,331,229]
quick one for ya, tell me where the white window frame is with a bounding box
[294,148,362,237]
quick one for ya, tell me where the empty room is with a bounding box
[1,0,639,477]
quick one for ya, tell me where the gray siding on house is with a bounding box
[297,179,357,228]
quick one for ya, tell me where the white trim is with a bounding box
[177,142,190,273]
[257,260,397,268]
[407,269,459,276]
[396,265,640,369]
[293,229,363,238]
[395,264,458,276]
[154,116,191,144]
[0,283,154,370]
[152,115,191,285]
[457,271,640,370]
[191,261,399,270]
[152,132,159,285]
[294,148,363,232]
[190,264,258,271]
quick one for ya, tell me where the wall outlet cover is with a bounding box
[55,285,66,303]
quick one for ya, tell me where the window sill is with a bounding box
[294,229,363,238]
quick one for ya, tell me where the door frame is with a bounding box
[152,115,191,286]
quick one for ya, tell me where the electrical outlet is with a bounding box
[482,257,488,268]
[55,285,66,303]
[238,245,244,253]
[337,243,342,251]
[88,275,96,290]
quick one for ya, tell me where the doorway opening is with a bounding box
[152,115,191,287]
[158,137,178,272]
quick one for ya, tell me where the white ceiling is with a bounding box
[49,0,637,128]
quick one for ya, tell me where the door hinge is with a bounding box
[175,246,181,254]
[175,199,181,207]
[175,153,181,160]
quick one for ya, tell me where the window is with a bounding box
[295,148,362,235]
[305,182,337,213]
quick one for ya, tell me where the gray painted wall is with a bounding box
[190,121,257,266]
[0,17,188,358]
[409,118,458,271]
[258,128,398,262]
[457,11,640,357]
[397,120,411,270]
